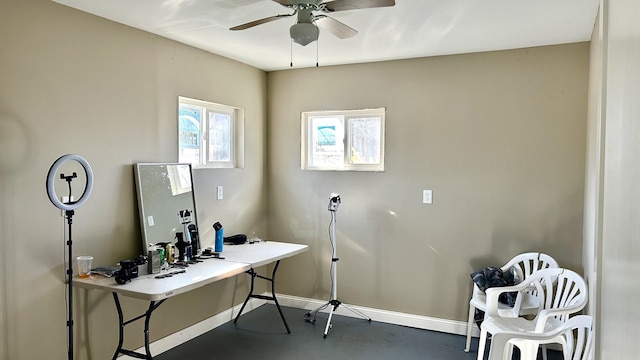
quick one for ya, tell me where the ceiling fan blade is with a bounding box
[314,15,357,39]
[229,13,293,31]
[272,0,295,7]
[322,0,395,12]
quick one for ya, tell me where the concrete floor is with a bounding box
[154,304,563,360]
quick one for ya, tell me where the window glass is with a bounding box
[179,104,202,165]
[178,97,243,169]
[348,117,381,165]
[208,112,232,163]
[302,108,385,171]
[310,116,344,168]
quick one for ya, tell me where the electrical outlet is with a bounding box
[422,190,432,204]
[217,186,223,200]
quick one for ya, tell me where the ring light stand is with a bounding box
[304,194,370,337]
[46,154,94,360]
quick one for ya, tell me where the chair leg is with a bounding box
[486,331,510,360]
[519,341,540,360]
[498,342,512,360]
[505,339,541,360]
[465,303,476,352]
[505,342,514,360]
[477,328,488,360]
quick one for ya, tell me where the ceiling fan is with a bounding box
[230,0,396,46]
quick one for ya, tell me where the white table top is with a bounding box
[219,240,308,268]
[74,241,308,301]
[74,259,249,301]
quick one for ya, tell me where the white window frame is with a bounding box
[301,108,385,171]
[178,96,244,169]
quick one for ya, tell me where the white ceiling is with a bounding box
[52,0,599,72]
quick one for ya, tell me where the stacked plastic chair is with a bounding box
[479,268,588,360]
[491,315,593,360]
[465,253,559,353]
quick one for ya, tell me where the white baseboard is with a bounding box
[119,293,476,358]
[275,294,478,337]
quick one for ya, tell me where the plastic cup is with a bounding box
[77,256,93,278]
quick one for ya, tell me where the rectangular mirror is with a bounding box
[134,163,199,256]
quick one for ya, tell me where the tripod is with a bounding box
[304,194,370,337]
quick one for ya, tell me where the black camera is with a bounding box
[114,259,139,284]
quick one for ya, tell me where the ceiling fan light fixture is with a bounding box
[290,22,319,46]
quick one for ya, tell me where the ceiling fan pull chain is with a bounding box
[316,38,319,67]
[290,38,293,67]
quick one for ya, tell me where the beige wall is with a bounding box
[267,44,589,319]
[0,0,267,359]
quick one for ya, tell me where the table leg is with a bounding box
[111,293,165,359]
[269,260,289,333]
[112,293,125,360]
[234,260,290,333]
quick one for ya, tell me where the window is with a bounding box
[301,108,385,171]
[178,96,244,169]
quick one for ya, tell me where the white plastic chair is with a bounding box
[491,315,593,360]
[479,268,588,360]
[465,253,559,353]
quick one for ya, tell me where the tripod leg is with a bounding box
[323,303,337,337]
[340,303,371,321]
[304,301,330,324]
[309,302,330,315]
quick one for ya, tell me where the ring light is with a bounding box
[46,154,94,360]
[46,154,94,211]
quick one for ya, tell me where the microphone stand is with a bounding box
[304,194,370,337]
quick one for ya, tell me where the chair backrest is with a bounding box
[526,268,587,332]
[501,252,559,283]
[471,253,559,303]
[563,315,593,360]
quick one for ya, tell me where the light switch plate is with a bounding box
[217,185,223,200]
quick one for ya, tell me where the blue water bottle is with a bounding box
[213,222,224,253]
